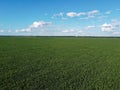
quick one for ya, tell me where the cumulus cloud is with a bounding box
[52,12,64,19]
[112,20,120,27]
[54,12,64,17]
[66,12,79,18]
[75,30,87,36]
[15,28,31,33]
[16,21,52,33]
[7,30,12,32]
[78,12,86,16]
[101,21,120,32]
[88,10,100,18]
[66,10,99,19]
[86,26,95,30]
[62,30,69,33]
[29,21,52,29]
[113,31,120,35]
[0,30,4,32]
[101,23,114,32]
[51,12,68,20]
[62,29,86,36]
[62,29,74,33]
[66,12,86,18]
[0,21,52,33]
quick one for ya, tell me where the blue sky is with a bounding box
[0,0,120,36]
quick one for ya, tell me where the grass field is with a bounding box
[0,37,120,90]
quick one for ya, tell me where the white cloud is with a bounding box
[101,23,114,32]
[0,30,4,32]
[66,10,99,19]
[88,10,99,15]
[7,30,12,32]
[62,29,74,33]
[15,30,19,33]
[52,12,68,20]
[52,12,64,19]
[112,20,120,27]
[86,26,95,30]
[75,30,86,36]
[66,12,86,18]
[62,30,69,33]
[78,12,86,16]
[101,20,120,36]
[54,12,64,17]
[66,12,79,18]
[113,31,120,35]
[62,29,86,36]
[16,21,52,33]
[29,21,51,29]
[16,28,31,33]
[88,10,100,18]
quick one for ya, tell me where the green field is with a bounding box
[0,37,120,90]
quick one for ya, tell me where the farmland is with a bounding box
[0,37,120,90]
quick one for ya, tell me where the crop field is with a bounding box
[0,37,120,90]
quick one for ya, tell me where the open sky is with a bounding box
[0,0,120,36]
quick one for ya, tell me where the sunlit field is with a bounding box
[0,37,120,90]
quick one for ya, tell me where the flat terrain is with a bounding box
[0,37,120,90]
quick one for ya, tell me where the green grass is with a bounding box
[0,37,120,90]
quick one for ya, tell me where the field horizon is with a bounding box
[0,36,120,38]
[0,0,120,89]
